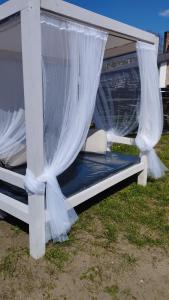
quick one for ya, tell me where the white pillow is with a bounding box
[82,129,107,154]
[5,147,27,167]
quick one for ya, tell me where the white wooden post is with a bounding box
[159,62,167,88]
[137,37,158,187]
[137,154,147,186]
[21,0,46,259]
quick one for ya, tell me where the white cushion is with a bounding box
[82,129,107,154]
[5,147,26,167]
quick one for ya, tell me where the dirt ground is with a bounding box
[0,213,169,300]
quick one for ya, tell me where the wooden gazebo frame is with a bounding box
[0,0,158,259]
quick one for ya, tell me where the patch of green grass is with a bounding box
[0,247,28,279]
[122,288,137,299]
[105,223,118,243]
[11,225,22,235]
[112,143,139,156]
[80,266,102,283]
[121,253,137,266]
[104,284,119,299]
[0,252,18,278]
[45,246,69,270]
[125,225,164,247]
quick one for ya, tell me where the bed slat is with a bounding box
[0,167,24,189]
[0,192,28,223]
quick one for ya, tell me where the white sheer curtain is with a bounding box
[0,109,25,163]
[135,41,167,178]
[24,14,108,242]
[0,17,25,165]
[94,61,140,148]
[94,40,167,178]
[0,17,26,217]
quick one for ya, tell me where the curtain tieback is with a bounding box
[135,136,153,154]
[24,169,47,195]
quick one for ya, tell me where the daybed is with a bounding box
[0,0,166,259]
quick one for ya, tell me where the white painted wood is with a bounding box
[21,0,46,259]
[137,155,147,186]
[104,42,136,59]
[111,136,135,146]
[106,35,133,50]
[0,168,24,189]
[0,0,28,21]
[67,162,144,208]
[154,36,159,53]
[0,193,28,223]
[41,0,157,44]
[159,62,167,88]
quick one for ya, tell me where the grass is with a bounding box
[80,266,102,282]
[121,253,137,266]
[0,247,28,279]
[45,245,70,271]
[104,285,119,299]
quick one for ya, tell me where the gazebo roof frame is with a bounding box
[0,0,158,45]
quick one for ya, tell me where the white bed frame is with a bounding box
[0,0,157,259]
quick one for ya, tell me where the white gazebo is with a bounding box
[0,0,166,259]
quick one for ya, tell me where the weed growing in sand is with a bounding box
[104,284,119,298]
[80,266,102,283]
[45,246,69,270]
[0,247,28,279]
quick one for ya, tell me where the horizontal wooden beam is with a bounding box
[0,167,24,189]
[0,0,28,21]
[41,0,157,44]
[104,43,136,59]
[0,193,28,223]
[111,136,135,146]
[0,50,21,61]
[0,162,145,227]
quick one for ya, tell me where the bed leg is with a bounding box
[29,194,46,259]
[137,154,147,186]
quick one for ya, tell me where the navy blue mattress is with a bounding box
[0,151,140,203]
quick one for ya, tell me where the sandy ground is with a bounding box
[0,216,169,300]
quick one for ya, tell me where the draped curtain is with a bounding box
[94,41,167,178]
[0,17,26,217]
[25,14,108,241]
[0,18,25,164]
[94,60,140,148]
[0,109,25,163]
[135,41,167,178]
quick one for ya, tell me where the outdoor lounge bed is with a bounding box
[0,0,166,259]
[0,151,141,202]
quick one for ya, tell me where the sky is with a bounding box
[66,0,169,36]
